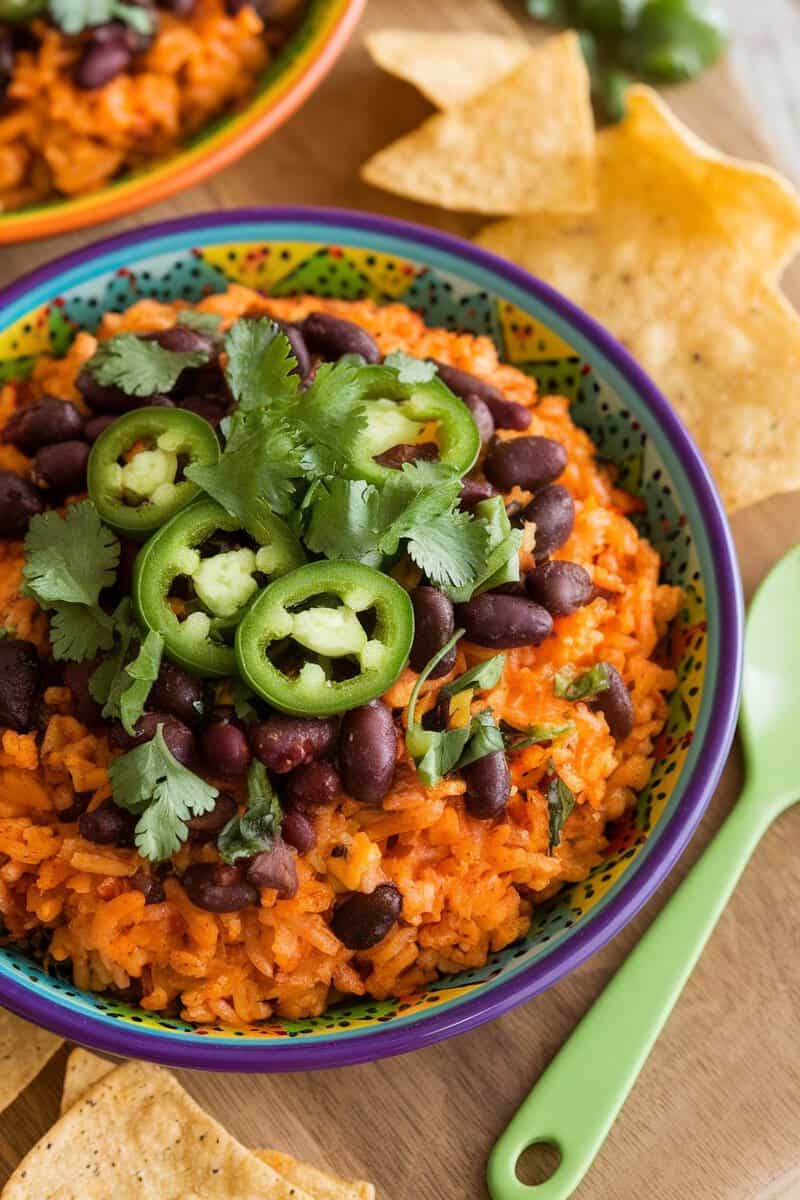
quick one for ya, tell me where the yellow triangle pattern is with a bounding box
[0,302,55,360]
[498,299,577,362]
[201,242,324,291]
[340,248,423,298]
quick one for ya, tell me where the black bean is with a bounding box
[459,478,498,510]
[281,809,316,854]
[284,761,341,809]
[0,470,44,536]
[63,660,103,727]
[430,360,531,430]
[245,841,298,897]
[373,442,438,469]
[84,414,117,443]
[143,325,216,357]
[74,34,132,90]
[150,660,204,726]
[76,366,148,415]
[464,394,495,444]
[522,484,575,562]
[275,320,311,379]
[32,441,90,494]
[409,586,455,677]
[0,639,40,732]
[159,0,195,12]
[301,312,380,364]
[182,862,258,912]
[462,751,510,820]
[590,663,634,741]
[2,399,84,456]
[250,716,338,774]
[484,436,567,493]
[0,29,13,97]
[203,721,251,776]
[130,869,166,904]
[111,712,196,766]
[91,14,153,53]
[57,793,93,824]
[525,561,594,617]
[178,396,226,429]
[173,362,228,404]
[79,800,138,847]
[186,791,238,840]
[455,593,553,649]
[331,883,402,951]
[339,701,396,805]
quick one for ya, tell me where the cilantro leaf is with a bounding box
[502,721,575,753]
[405,628,467,787]
[217,761,283,864]
[110,725,218,862]
[86,334,208,398]
[49,603,115,661]
[49,0,155,33]
[456,708,505,770]
[305,478,383,567]
[554,663,611,701]
[90,599,136,708]
[118,631,164,735]
[186,411,300,521]
[293,359,368,479]
[23,501,119,608]
[547,763,576,853]
[405,509,487,591]
[178,310,222,334]
[223,317,299,414]
[231,679,258,722]
[23,502,119,662]
[383,351,437,384]
[447,496,521,603]
[441,654,506,698]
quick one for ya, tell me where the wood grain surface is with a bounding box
[2,2,800,1197]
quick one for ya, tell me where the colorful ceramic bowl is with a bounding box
[0,209,743,1070]
[0,2,364,245]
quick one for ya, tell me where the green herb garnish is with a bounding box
[405,629,470,787]
[22,501,118,661]
[177,310,222,334]
[547,763,576,852]
[110,725,218,862]
[456,708,505,771]
[554,663,611,702]
[502,721,575,753]
[440,653,506,699]
[86,333,209,398]
[90,603,164,735]
[217,761,282,864]
[49,0,155,35]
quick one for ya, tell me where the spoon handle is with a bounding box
[487,786,769,1200]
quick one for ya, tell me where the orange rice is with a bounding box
[0,0,280,211]
[0,288,681,1025]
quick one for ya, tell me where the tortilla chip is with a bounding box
[256,1151,375,1200]
[5,1059,314,1200]
[475,86,800,512]
[59,1046,113,1114]
[0,1007,62,1115]
[361,32,594,215]
[58,1051,375,1200]
[364,30,529,109]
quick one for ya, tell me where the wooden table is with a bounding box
[2,2,800,1197]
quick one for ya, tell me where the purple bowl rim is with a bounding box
[0,206,743,1072]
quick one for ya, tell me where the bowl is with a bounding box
[0,208,743,1070]
[0,1,364,245]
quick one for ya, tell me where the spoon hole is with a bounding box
[516,1141,562,1186]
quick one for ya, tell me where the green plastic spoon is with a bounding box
[487,544,799,1200]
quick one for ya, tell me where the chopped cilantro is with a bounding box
[86,333,208,398]
[383,351,437,385]
[546,763,576,853]
[405,628,469,786]
[110,725,218,862]
[49,0,154,34]
[186,410,301,521]
[23,501,119,661]
[217,761,282,864]
[502,720,575,753]
[554,663,611,702]
[305,477,384,567]
[92,605,164,735]
[441,654,506,698]
[230,679,259,722]
[456,708,505,770]
[177,310,222,334]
